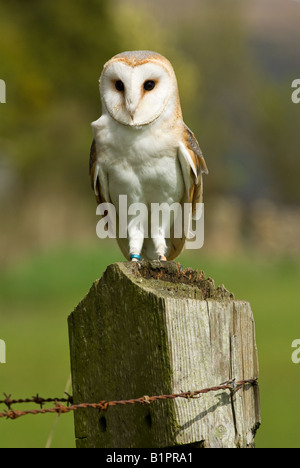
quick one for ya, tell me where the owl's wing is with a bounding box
[183,124,208,175]
[178,124,208,220]
[89,138,109,205]
[168,125,208,260]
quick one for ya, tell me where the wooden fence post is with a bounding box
[68,262,260,448]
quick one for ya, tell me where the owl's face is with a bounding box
[99,51,180,127]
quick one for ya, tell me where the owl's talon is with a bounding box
[159,255,167,261]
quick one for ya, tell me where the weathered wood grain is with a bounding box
[68,261,260,448]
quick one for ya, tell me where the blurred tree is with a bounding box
[0,0,197,199]
[172,0,300,203]
[174,0,268,200]
[255,81,300,203]
[1,0,299,205]
[0,0,117,187]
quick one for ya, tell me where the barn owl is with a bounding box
[90,50,208,261]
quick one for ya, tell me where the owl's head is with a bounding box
[99,51,181,127]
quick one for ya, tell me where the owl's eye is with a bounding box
[115,80,125,91]
[144,80,156,91]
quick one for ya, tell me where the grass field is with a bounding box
[0,241,300,448]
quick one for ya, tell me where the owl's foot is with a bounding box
[158,255,167,261]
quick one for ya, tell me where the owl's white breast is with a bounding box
[92,114,185,209]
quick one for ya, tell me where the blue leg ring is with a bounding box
[130,254,142,261]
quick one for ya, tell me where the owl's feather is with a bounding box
[89,139,101,204]
[183,124,208,176]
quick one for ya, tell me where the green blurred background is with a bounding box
[1,0,300,448]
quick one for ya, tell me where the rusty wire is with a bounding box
[0,378,257,421]
[0,393,73,409]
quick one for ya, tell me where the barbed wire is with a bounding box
[0,378,257,421]
[0,394,73,409]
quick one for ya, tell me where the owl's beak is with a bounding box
[126,103,137,121]
[128,108,135,120]
[125,90,139,122]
